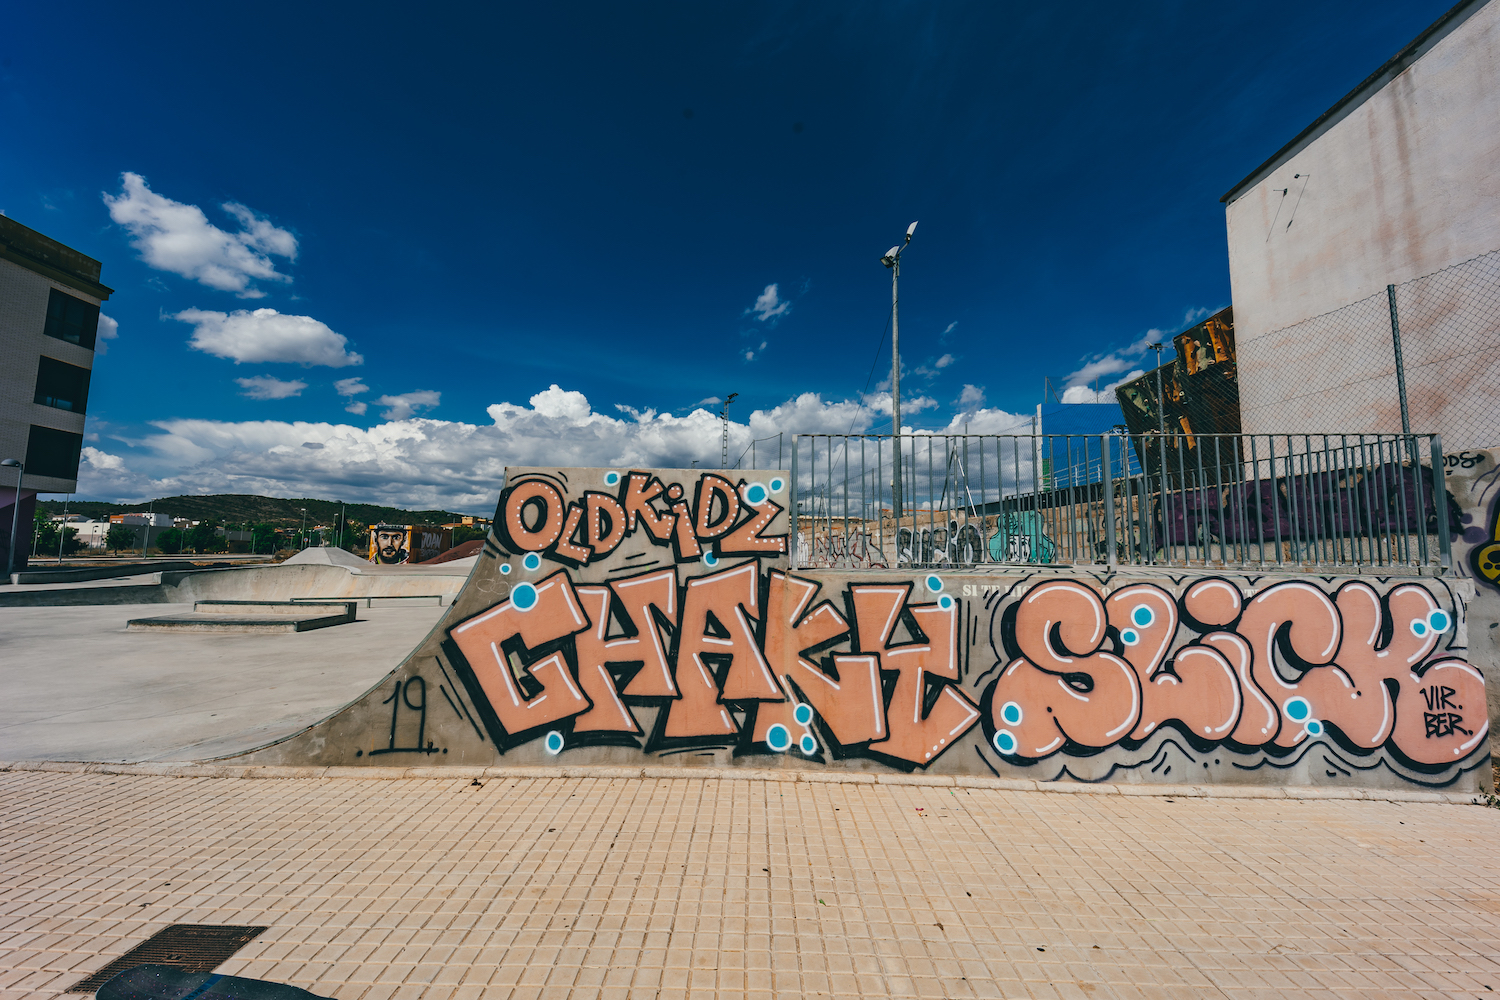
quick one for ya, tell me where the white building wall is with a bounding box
[1225,0,1500,448]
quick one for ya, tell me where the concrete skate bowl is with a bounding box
[0,548,490,764]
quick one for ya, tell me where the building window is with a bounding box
[24,425,84,481]
[42,288,100,350]
[33,356,92,413]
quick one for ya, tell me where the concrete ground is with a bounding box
[0,603,445,762]
[1,767,1498,1000]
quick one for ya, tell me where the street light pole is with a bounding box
[880,222,918,518]
[719,393,738,469]
[1,459,23,581]
[301,507,307,549]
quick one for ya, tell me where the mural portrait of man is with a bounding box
[372,525,409,565]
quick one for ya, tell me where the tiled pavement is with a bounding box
[3,768,1500,1000]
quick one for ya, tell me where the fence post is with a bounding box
[789,438,799,570]
[1430,434,1451,570]
[1102,434,1117,568]
[1387,284,1412,436]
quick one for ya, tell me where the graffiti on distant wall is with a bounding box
[389,467,1486,785]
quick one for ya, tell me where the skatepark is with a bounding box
[3,464,1500,999]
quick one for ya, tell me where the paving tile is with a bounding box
[4,772,1500,999]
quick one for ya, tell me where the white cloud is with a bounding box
[334,377,369,397]
[745,283,790,322]
[174,308,364,367]
[236,375,308,400]
[1059,306,1221,393]
[955,384,986,412]
[934,353,955,369]
[69,386,1036,510]
[96,314,119,354]
[374,390,441,420]
[103,172,297,297]
[345,401,368,416]
[1060,370,1144,403]
[941,321,957,338]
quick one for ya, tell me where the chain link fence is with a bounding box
[1238,249,1500,451]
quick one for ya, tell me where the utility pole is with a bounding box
[719,393,738,469]
[880,221,918,518]
[142,500,154,559]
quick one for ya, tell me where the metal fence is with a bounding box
[1238,248,1500,452]
[788,432,1453,572]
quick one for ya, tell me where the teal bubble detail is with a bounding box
[1284,696,1311,722]
[1428,610,1450,633]
[1132,604,1154,627]
[1305,720,1324,737]
[1410,618,1428,637]
[512,582,539,611]
[938,594,954,611]
[1121,628,1140,646]
[603,471,620,486]
[544,731,564,754]
[499,563,512,575]
[766,723,791,752]
[1001,701,1023,726]
[799,734,817,755]
[993,730,1018,755]
[745,482,768,505]
[523,552,542,571]
[703,551,719,567]
[793,703,813,726]
[770,477,785,493]
[926,574,943,593]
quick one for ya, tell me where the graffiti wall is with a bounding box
[1446,447,1500,731]
[239,466,1487,790]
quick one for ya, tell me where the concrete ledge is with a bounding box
[10,561,198,585]
[0,759,1477,804]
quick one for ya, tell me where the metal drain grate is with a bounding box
[67,924,268,994]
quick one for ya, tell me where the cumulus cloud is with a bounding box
[334,377,370,414]
[914,353,956,379]
[374,390,441,420]
[103,172,297,297]
[236,375,308,400]
[745,283,790,322]
[95,314,119,354]
[71,386,1036,510]
[1060,306,1221,395]
[174,308,364,367]
[1060,370,1144,404]
[955,384,986,412]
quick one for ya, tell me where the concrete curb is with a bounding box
[0,758,1483,805]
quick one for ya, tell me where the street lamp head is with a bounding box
[905,220,918,238]
[726,393,738,404]
[880,246,901,268]
[0,459,20,468]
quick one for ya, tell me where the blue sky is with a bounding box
[1,1,1452,510]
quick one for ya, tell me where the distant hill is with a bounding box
[35,493,478,527]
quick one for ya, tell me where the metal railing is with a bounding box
[788,432,1452,572]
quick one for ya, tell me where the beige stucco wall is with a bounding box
[1226,0,1500,447]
